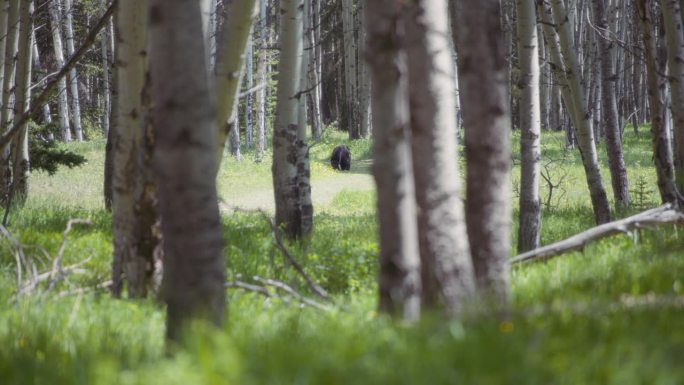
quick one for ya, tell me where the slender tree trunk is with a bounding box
[515,0,542,253]
[104,8,117,212]
[0,0,8,111]
[342,0,358,139]
[0,0,18,205]
[111,0,147,298]
[101,3,111,136]
[48,0,71,141]
[214,0,258,170]
[245,36,254,148]
[63,0,83,141]
[404,0,475,315]
[453,0,512,305]
[593,0,630,210]
[357,1,370,138]
[305,0,321,140]
[255,0,268,161]
[636,0,682,205]
[32,30,52,127]
[297,20,312,237]
[550,0,611,224]
[10,0,31,205]
[366,0,421,321]
[662,0,684,194]
[273,0,308,239]
[148,0,226,343]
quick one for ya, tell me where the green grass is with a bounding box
[1,129,683,384]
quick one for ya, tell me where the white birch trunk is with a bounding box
[111,0,147,298]
[515,0,542,252]
[48,0,70,141]
[404,0,475,315]
[255,0,268,161]
[63,0,82,141]
[454,0,512,305]
[662,0,684,194]
[10,0,31,204]
[636,0,682,206]
[366,0,420,321]
[148,0,226,343]
[214,0,258,170]
[31,30,52,127]
[550,0,611,224]
[272,0,305,239]
[0,0,19,204]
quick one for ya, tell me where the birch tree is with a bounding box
[453,0,512,304]
[272,0,313,239]
[148,0,226,342]
[48,0,71,141]
[515,0,542,252]
[63,0,83,141]
[366,0,421,321]
[636,0,682,206]
[593,0,630,210]
[549,0,611,224]
[0,0,18,204]
[10,0,31,204]
[111,0,147,297]
[214,0,258,169]
[255,0,268,161]
[404,0,474,314]
[662,0,684,194]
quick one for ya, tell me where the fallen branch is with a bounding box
[253,276,331,311]
[511,204,684,266]
[258,210,331,301]
[225,280,273,298]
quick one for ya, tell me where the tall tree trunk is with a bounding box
[32,30,52,127]
[111,0,147,298]
[272,0,306,239]
[297,18,313,238]
[100,3,111,136]
[549,0,611,224]
[214,0,258,170]
[662,0,684,194]
[342,0,358,139]
[10,0,31,205]
[636,0,682,205]
[63,0,83,141]
[358,2,371,138]
[305,0,321,140]
[245,36,254,148]
[404,0,475,315]
[104,6,117,212]
[0,0,18,206]
[453,0,512,305]
[515,0,542,252]
[0,0,8,110]
[255,0,268,162]
[148,0,226,343]
[593,0,630,210]
[48,0,71,141]
[366,0,421,321]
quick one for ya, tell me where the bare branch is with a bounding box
[511,204,684,265]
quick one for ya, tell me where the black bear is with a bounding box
[330,145,351,171]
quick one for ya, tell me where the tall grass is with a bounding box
[0,129,682,384]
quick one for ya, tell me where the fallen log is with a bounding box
[511,204,684,266]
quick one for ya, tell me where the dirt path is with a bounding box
[220,160,374,212]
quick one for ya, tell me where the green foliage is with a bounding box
[1,129,683,384]
[29,122,86,176]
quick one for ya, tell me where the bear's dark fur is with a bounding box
[330,145,351,171]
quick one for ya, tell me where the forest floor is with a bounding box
[219,159,374,212]
[1,129,683,384]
